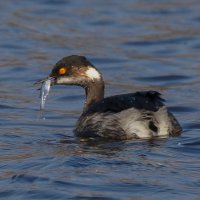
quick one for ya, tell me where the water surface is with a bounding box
[0,0,200,199]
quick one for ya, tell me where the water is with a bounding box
[0,0,200,199]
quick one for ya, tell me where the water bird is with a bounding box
[38,55,182,140]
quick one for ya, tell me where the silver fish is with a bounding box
[40,78,51,110]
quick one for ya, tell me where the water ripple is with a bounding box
[124,37,193,46]
[0,0,200,199]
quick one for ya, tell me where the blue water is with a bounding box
[0,0,200,199]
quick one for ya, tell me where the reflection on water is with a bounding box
[0,0,200,199]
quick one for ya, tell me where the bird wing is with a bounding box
[83,91,165,116]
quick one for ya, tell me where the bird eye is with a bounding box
[58,68,67,75]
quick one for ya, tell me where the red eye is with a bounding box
[59,68,67,75]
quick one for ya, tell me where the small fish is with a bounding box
[40,78,51,110]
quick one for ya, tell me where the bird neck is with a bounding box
[83,78,104,112]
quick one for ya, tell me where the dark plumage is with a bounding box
[83,91,165,116]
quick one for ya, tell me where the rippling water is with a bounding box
[0,0,200,199]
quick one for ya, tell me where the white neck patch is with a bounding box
[85,66,101,80]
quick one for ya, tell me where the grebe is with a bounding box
[40,55,182,140]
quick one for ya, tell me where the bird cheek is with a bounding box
[56,76,67,84]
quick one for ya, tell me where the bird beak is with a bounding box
[34,76,56,86]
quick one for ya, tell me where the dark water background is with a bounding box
[0,0,200,199]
